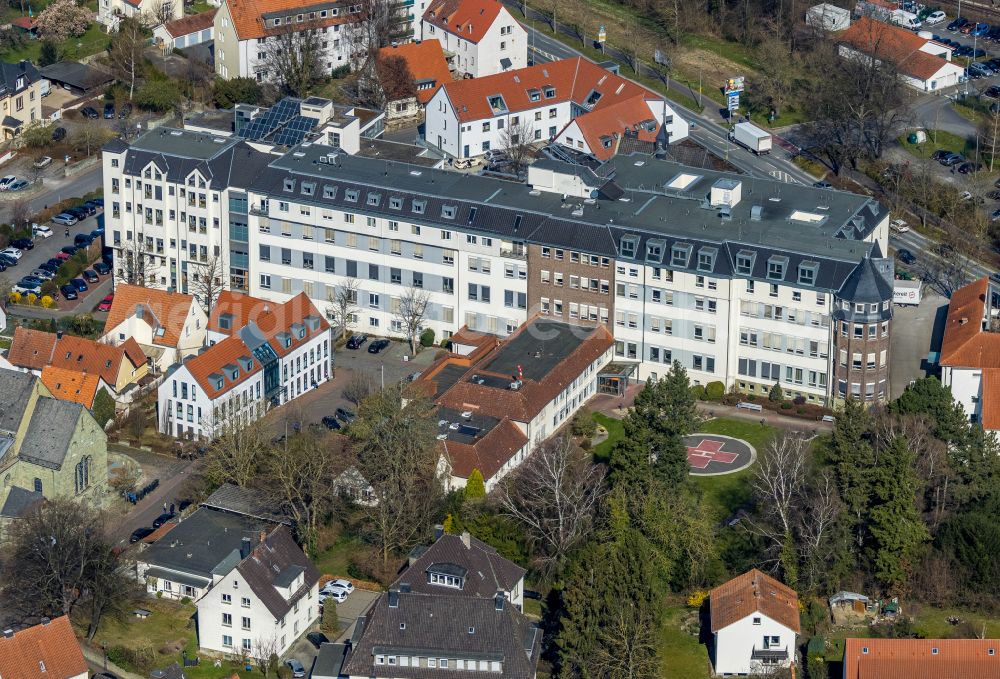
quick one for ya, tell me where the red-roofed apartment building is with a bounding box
[415,317,614,492]
[710,569,800,676]
[157,291,331,438]
[377,39,454,124]
[419,0,526,78]
[843,638,1000,679]
[425,56,689,161]
[939,276,1000,431]
[0,616,88,679]
[839,16,964,91]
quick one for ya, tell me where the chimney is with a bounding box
[461,531,470,549]
[56,330,63,340]
[40,618,49,626]
[433,524,444,540]
[494,592,504,611]
[259,530,267,545]
[240,537,251,559]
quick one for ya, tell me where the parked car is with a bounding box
[151,512,174,528]
[306,632,329,649]
[284,660,305,679]
[958,161,984,174]
[90,228,104,239]
[93,261,111,275]
[984,85,1000,99]
[55,251,71,261]
[32,224,52,238]
[83,269,99,283]
[947,16,968,30]
[39,260,60,272]
[71,277,88,292]
[51,213,78,226]
[10,237,33,250]
[890,219,910,233]
[129,527,155,543]
[812,180,832,189]
[926,10,946,24]
[897,248,917,264]
[0,175,17,190]
[325,578,355,594]
[12,283,40,296]
[367,338,390,354]
[0,254,15,268]
[18,276,44,288]
[97,293,114,311]
[119,103,132,119]
[8,178,28,192]
[66,207,89,219]
[0,260,7,272]
[74,234,94,247]
[321,589,348,604]
[940,152,964,166]
[345,334,368,349]
[321,415,341,430]
[0,246,22,261]
[103,103,115,119]
[32,155,52,169]
[81,106,99,119]
[335,407,356,423]
[60,246,78,256]
[931,148,952,160]
[30,268,54,281]
[59,284,77,299]
[992,207,1000,221]
[51,127,66,141]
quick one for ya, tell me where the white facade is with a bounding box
[420,5,525,78]
[102,301,208,372]
[98,0,184,31]
[196,565,319,656]
[942,366,983,428]
[714,613,796,676]
[158,362,266,439]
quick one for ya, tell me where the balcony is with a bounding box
[501,247,527,260]
[250,206,269,217]
[750,647,788,662]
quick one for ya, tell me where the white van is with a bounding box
[891,9,922,30]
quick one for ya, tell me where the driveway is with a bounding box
[282,589,380,670]
[110,445,200,545]
[889,290,949,398]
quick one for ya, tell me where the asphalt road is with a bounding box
[0,162,102,225]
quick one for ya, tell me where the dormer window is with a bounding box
[283,178,295,192]
[697,247,717,273]
[322,185,337,199]
[526,88,540,102]
[585,89,602,107]
[412,200,426,214]
[366,193,381,207]
[300,182,315,196]
[285,337,292,348]
[441,205,457,219]
[767,255,788,281]
[389,196,403,209]
[427,563,466,589]
[544,86,556,98]
[231,369,239,380]
[345,189,359,202]
[736,249,755,276]
[619,235,638,259]
[487,95,508,113]
[216,378,224,390]
[798,261,818,287]
[671,243,692,267]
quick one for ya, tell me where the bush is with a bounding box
[571,410,597,438]
[705,381,725,401]
[419,327,435,347]
[40,295,54,309]
[687,590,708,608]
[690,384,707,400]
[793,395,806,406]
[331,64,351,79]
[464,469,486,499]
[440,339,452,350]
[213,77,263,108]
[276,665,291,679]
[25,293,37,305]
[768,382,784,402]
[107,645,156,672]
[321,599,338,633]
[135,80,182,112]
[781,402,793,410]
[180,596,191,605]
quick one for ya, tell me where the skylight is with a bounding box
[665,173,701,190]
[789,210,826,224]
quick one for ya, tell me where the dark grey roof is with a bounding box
[39,62,112,90]
[2,115,22,128]
[143,566,211,589]
[0,60,39,97]
[394,534,525,600]
[18,397,83,470]
[313,643,349,679]
[341,591,540,679]
[140,506,272,579]
[0,369,37,432]
[272,563,305,588]
[202,482,292,524]
[236,526,320,620]
[355,139,441,167]
[0,485,43,518]
[837,256,894,303]
[103,138,129,154]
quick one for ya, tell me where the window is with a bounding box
[241,597,250,608]
[241,617,251,630]
[767,256,788,280]
[222,613,232,626]
[671,244,691,267]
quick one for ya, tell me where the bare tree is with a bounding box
[252,635,281,678]
[394,285,430,356]
[9,198,30,230]
[203,417,272,487]
[592,604,660,679]
[259,21,326,97]
[498,119,535,176]
[107,16,147,101]
[327,278,360,341]
[343,0,407,99]
[343,371,376,406]
[116,236,162,286]
[747,434,807,582]
[71,123,115,157]
[797,469,843,591]
[190,253,226,319]
[498,435,605,578]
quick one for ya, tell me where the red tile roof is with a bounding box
[440,56,659,123]
[710,569,800,633]
[982,369,1000,430]
[840,16,957,81]
[10,16,34,29]
[422,0,506,44]
[6,327,147,387]
[441,418,529,480]
[378,39,453,105]
[939,277,1000,369]
[39,367,102,409]
[104,285,197,348]
[843,638,1000,679]
[0,615,87,679]
[225,0,353,42]
[162,8,217,37]
[184,334,263,400]
[564,95,659,161]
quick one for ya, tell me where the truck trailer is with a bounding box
[729,122,773,155]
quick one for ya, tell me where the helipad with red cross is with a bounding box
[685,434,756,476]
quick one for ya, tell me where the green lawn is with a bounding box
[0,22,109,63]
[659,601,711,678]
[792,154,830,179]
[898,129,974,160]
[313,534,370,577]
[591,412,624,463]
[693,418,776,522]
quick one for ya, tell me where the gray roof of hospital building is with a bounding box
[253,146,887,292]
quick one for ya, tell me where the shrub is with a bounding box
[213,77,263,108]
[793,395,806,406]
[705,381,725,400]
[25,293,37,305]
[464,469,486,499]
[135,80,182,112]
[797,407,805,414]
[331,64,351,79]
[180,596,191,605]
[690,384,707,400]
[8,291,20,304]
[321,599,338,633]
[687,590,708,608]
[440,338,452,350]
[571,410,597,438]
[107,644,156,672]
[276,665,292,679]
[40,295,54,309]
[419,327,435,347]
[768,382,784,402]
[781,402,793,410]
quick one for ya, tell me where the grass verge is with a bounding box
[313,534,370,577]
[898,129,973,160]
[792,154,829,179]
[591,412,624,464]
[693,417,776,522]
[0,22,109,63]
[659,599,711,678]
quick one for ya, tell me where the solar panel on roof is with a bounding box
[272,115,317,146]
[238,98,301,141]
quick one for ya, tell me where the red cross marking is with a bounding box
[687,438,739,469]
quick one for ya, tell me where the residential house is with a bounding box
[342,527,538,677]
[424,57,689,160]
[154,10,217,50]
[38,62,114,97]
[377,40,453,125]
[2,327,149,400]
[157,291,331,438]
[416,318,614,492]
[195,525,320,656]
[102,285,208,372]
[38,368,110,411]
[97,0,184,31]
[402,529,526,608]
[0,60,43,139]
[0,616,88,679]
[710,569,800,676]
[939,276,1000,430]
[843,638,1000,678]
[0,368,109,522]
[420,0,526,78]
[839,16,964,91]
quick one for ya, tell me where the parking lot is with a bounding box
[889,290,949,398]
[281,588,379,671]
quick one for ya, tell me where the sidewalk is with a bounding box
[110,447,201,545]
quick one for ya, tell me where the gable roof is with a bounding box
[0,60,40,97]
[378,39,453,105]
[202,483,293,525]
[0,369,38,433]
[17,397,85,471]
[396,533,525,599]
[104,285,198,348]
[840,16,959,81]
[7,327,147,387]
[710,568,800,633]
[341,590,540,679]
[422,0,507,43]
[162,8,216,37]
[182,334,263,400]
[440,57,659,123]
[39,367,102,409]
[939,277,1000,369]
[441,418,529,481]
[563,95,659,161]
[236,526,320,619]
[225,0,354,41]
[843,638,1000,679]
[0,616,87,679]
